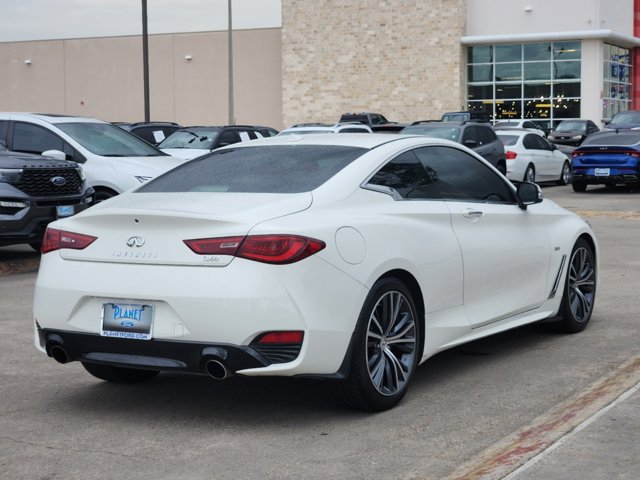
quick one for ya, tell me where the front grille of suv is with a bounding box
[16,168,83,196]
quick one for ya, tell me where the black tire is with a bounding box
[556,238,596,333]
[572,181,587,192]
[93,189,117,203]
[523,164,535,183]
[556,161,571,186]
[335,277,421,412]
[82,362,159,383]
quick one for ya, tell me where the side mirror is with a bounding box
[42,150,67,161]
[549,143,557,151]
[517,181,543,210]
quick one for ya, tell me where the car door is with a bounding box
[528,134,558,180]
[414,146,551,328]
[365,149,468,348]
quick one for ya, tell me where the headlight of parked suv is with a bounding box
[75,166,86,181]
[0,168,23,183]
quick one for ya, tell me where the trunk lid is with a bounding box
[56,191,312,266]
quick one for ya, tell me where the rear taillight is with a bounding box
[41,228,97,254]
[184,234,326,264]
[505,150,517,160]
[182,236,245,256]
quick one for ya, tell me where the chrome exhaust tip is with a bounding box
[205,359,230,380]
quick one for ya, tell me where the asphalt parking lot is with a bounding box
[1,183,639,480]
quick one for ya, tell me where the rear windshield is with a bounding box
[138,145,367,194]
[610,111,640,125]
[581,132,640,146]
[497,134,518,146]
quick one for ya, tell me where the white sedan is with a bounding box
[33,134,598,411]
[497,129,572,184]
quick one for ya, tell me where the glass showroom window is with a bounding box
[603,44,632,121]
[467,41,581,131]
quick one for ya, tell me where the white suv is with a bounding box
[278,122,372,135]
[0,113,184,201]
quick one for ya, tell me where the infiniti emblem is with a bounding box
[50,176,67,186]
[126,236,145,248]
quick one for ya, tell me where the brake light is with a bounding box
[184,234,326,264]
[254,331,304,344]
[41,228,97,254]
[182,236,244,255]
[505,150,517,160]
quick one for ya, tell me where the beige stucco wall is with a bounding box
[281,0,466,126]
[0,28,282,128]
[467,0,634,37]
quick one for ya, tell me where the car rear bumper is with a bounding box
[571,173,640,185]
[38,327,276,374]
[34,253,368,377]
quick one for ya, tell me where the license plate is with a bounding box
[594,168,610,177]
[56,205,75,217]
[101,302,154,340]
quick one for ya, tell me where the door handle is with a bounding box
[463,209,483,219]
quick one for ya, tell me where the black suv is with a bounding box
[114,121,182,146]
[400,121,506,173]
[339,112,390,126]
[0,151,93,249]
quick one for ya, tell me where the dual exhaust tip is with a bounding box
[47,341,231,380]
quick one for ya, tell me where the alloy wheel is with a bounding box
[366,290,417,396]
[567,246,596,322]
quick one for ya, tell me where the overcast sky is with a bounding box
[0,0,282,42]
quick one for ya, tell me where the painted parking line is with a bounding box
[444,355,640,480]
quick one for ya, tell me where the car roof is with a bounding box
[219,132,461,150]
[0,112,106,125]
[495,128,535,137]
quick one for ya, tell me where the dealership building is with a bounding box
[1,0,638,130]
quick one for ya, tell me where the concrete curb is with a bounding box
[444,355,640,480]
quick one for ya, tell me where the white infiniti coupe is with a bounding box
[33,134,598,411]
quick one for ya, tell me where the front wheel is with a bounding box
[557,161,571,186]
[523,164,535,183]
[82,362,159,383]
[556,238,596,333]
[335,277,421,412]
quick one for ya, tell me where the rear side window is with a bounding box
[476,126,497,144]
[139,145,367,194]
[367,150,440,199]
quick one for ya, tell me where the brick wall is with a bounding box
[281,0,466,126]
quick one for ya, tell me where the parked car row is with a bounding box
[0,113,288,248]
